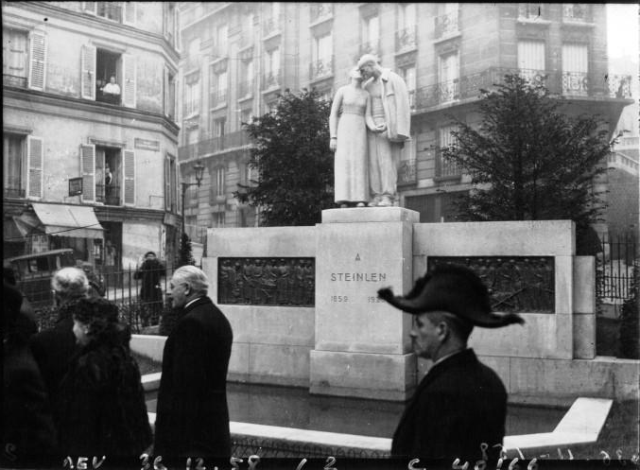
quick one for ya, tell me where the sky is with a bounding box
[607,3,639,61]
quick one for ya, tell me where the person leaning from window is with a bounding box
[378,264,525,462]
[29,267,89,438]
[100,75,121,104]
[56,297,152,457]
[154,266,233,463]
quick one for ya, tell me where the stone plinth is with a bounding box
[310,207,419,401]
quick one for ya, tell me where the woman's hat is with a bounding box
[377,263,525,328]
[144,251,156,258]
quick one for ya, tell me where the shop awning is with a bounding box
[31,203,104,239]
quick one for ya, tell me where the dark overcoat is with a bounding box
[154,296,233,459]
[391,348,507,462]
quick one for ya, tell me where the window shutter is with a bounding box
[27,136,44,200]
[174,9,181,52]
[80,144,96,202]
[123,2,136,26]
[165,155,171,210]
[123,149,135,205]
[175,77,182,123]
[28,31,47,91]
[81,44,96,100]
[83,2,97,14]
[122,53,136,108]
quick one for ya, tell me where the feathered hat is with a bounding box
[377,263,525,328]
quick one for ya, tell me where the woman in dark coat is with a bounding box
[2,281,57,466]
[134,251,165,326]
[56,297,152,457]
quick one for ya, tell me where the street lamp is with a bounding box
[181,161,205,240]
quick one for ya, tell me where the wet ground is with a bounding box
[146,382,567,438]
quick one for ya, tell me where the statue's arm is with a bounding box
[329,88,343,138]
[364,93,377,132]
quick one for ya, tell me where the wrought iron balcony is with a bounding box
[397,159,417,186]
[310,3,333,23]
[562,4,591,23]
[210,89,228,107]
[4,74,28,88]
[96,184,121,206]
[263,16,281,37]
[396,27,417,53]
[518,3,544,20]
[434,10,459,39]
[178,130,252,161]
[239,31,254,49]
[262,71,281,90]
[359,41,380,58]
[310,57,333,81]
[435,148,462,179]
[412,67,634,111]
[3,187,25,198]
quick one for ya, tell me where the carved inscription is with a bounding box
[218,258,315,306]
[428,256,555,313]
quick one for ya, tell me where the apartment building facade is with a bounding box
[178,3,633,234]
[3,1,181,270]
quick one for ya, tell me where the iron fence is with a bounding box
[597,234,638,302]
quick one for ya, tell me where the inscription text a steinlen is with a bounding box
[330,272,387,282]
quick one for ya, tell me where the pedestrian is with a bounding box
[3,263,38,338]
[2,281,58,466]
[29,267,89,433]
[378,263,525,462]
[134,251,165,327]
[81,261,106,298]
[56,296,152,457]
[154,266,233,462]
[357,54,411,207]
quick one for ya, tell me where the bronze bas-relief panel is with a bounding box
[218,257,315,306]
[427,256,555,313]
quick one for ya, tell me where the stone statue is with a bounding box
[329,67,375,208]
[357,54,411,207]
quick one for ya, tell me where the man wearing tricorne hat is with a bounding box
[378,263,525,462]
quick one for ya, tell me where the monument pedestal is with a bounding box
[310,207,419,401]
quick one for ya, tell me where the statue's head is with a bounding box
[348,67,363,82]
[357,54,380,79]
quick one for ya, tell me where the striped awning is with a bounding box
[31,203,104,239]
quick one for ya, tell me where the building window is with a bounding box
[397,4,417,51]
[210,69,227,107]
[186,38,200,71]
[3,29,28,87]
[215,118,226,138]
[438,51,459,103]
[216,167,226,196]
[84,2,135,26]
[310,3,333,23]
[311,32,333,80]
[97,2,122,22]
[400,65,416,109]
[562,43,588,96]
[239,59,253,98]
[241,13,254,48]
[165,154,178,212]
[214,24,228,58]
[263,3,281,36]
[212,211,226,228]
[165,69,176,120]
[264,47,280,89]
[3,134,26,197]
[517,40,546,84]
[436,125,461,178]
[185,72,200,117]
[398,134,417,186]
[405,191,464,223]
[435,3,459,39]
[563,4,591,22]
[240,109,253,126]
[95,146,122,206]
[361,14,380,56]
[518,3,543,20]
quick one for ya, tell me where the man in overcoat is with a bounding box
[154,265,233,462]
[378,263,525,462]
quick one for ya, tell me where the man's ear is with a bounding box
[436,320,449,341]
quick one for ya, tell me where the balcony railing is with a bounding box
[435,148,462,179]
[435,11,459,39]
[4,187,26,198]
[310,3,333,23]
[238,80,253,98]
[359,41,380,58]
[239,32,254,49]
[210,89,228,107]
[4,74,28,88]
[398,159,417,186]
[412,67,634,111]
[263,16,281,36]
[262,71,281,90]
[396,27,417,53]
[562,4,591,23]
[178,130,252,161]
[408,90,416,109]
[96,184,121,206]
[310,57,333,81]
[518,3,544,20]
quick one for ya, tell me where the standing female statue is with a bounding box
[329,67,376,208]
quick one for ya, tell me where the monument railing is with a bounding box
[597,234,638,302]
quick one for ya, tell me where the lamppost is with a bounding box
[181,160,205,241]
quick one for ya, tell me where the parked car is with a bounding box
[5,249,76,308]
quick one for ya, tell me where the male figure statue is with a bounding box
[357,54,411,207]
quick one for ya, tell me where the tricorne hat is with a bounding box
[377,263,525,328]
